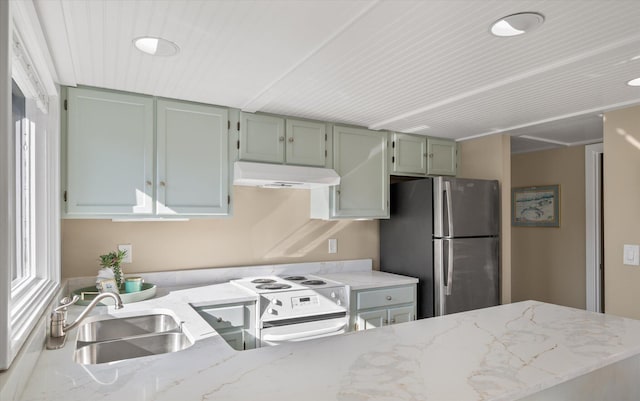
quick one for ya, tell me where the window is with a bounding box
[0,15,60,370]
[12,79,36,289]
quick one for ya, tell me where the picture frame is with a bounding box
[512,185,560,227]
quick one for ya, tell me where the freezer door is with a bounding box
[434,237,500,316]
[380,179,434,319]
[433,177,499,238]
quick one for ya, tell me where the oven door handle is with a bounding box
[262,322,347,342]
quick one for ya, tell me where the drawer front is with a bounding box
[198,305,245,330]
[357,286,414,310]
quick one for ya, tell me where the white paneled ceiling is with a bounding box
[34,0,640,151]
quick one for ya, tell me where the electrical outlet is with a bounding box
[328,238,337,254]
[118,244,132,263]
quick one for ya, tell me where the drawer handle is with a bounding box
[386,296,392,301]
[216,317,223,323]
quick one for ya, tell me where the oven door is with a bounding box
[260,316,347,346]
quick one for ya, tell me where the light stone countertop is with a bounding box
[19,288,640,401]
[321,270,419,290]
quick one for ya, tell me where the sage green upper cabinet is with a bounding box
[66,87,154,215]
[285,119,326,167]
[239,113,326,167]
[239,113,285,164]
[427,137,457,176]
[311,126,388,219]
[66,87,230,218]
[391,132,427,175]
[156,99,228,215]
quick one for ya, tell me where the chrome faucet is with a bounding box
[47,292,124,350]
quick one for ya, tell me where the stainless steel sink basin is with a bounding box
[74,332,193,364]
[77,314,181,342]
[74,313,193,365]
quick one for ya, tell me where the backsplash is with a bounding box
[62,186,379,277]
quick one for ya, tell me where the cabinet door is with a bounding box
[156,99,228,215]
[356,309,387,331]
[388,306,414,325]
[67,87,154,215]
[427,137,457,176]
[285,119,326,167]
[239,113,285,163]
[392,133,426,175]
[220,329,245,351]
[332,126,389,218]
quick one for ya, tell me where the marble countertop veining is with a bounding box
[19,284,640,401]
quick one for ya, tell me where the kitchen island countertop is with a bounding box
[19,285,640,401]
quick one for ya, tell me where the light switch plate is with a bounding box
[118,244,133,263]
[623,244,639,266]
[328,238,337,254]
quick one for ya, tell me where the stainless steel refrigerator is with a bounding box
[380,177,500,319]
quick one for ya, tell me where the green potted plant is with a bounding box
[99,249,127,289]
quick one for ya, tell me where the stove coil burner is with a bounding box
[283,276,307,281]
[301,280,326,286]
[251,278,276,284]
[256,283,292,290]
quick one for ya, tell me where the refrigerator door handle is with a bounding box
[445,239,454,296]
[444,180,454,237]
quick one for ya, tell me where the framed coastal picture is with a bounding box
[512,185,560,227]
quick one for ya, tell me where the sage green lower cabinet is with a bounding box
[193,301,256,351]
[427,137,457,176]
[351,285,417,332]
[156,99,229,215]
[310,125,389,219]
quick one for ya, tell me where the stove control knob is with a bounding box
[330,292,337,299]
[336,299,342,306]
[271,299,281,306]
[268,308,277,315]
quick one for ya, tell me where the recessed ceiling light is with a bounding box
[133,37,179,56]
[490,12,545,37]
[628,77,640,87]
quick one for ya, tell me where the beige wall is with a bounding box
[458,134,512,304]
[62,186,379,277]
[603,106,640,319]
[511,146,586,309]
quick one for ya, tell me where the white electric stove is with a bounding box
[231,275,349,346]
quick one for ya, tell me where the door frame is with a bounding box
[585,143,603,312]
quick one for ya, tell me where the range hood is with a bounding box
[233,161,340,189]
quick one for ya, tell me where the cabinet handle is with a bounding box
[160,181,166,187]
[146,180,152,186]
[391,318,396,324]
[386,295,392,301]
[279,136,285,142]
[217,317,223,323]
[383,319,388,324]
[288,137,294,143]
[429,153,434,158]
